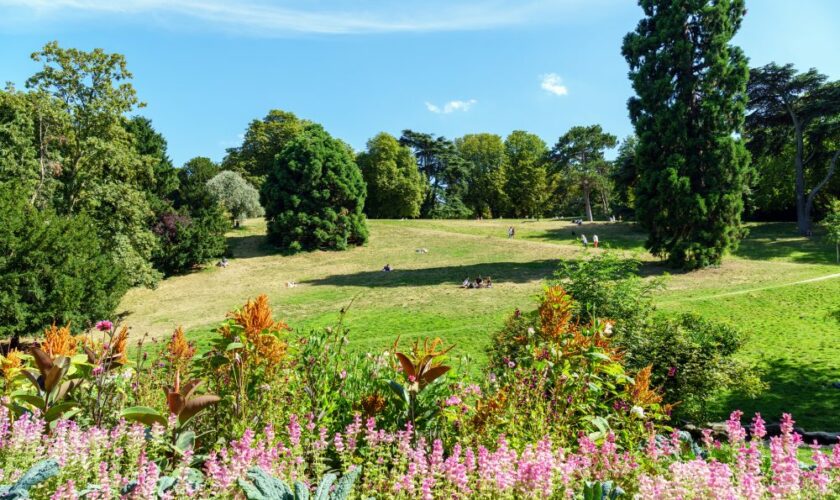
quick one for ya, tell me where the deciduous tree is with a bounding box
[456,133,508,218]
[206,170,264,224]
[504,131,548,218]
[357,132,425,219]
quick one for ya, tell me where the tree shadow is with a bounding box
[734,222,834,265]
[302,260,561,288]
[716,357,840,431]
[530,222,649,252]
[226,233,276,259]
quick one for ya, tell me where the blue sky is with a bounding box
[1,0,838,166]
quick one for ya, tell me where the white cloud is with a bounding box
[0,0,620,35]
[425,99,477,114]
[540,73,568,96]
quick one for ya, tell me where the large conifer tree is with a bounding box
[262,124,368,252]
[622,0,751,269]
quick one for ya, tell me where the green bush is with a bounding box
[151,209,228,275]
[0,185,126,340]
[551,252,763,423]
[552,252,662,338]
[625,313,765,422]
[262,124,368,252]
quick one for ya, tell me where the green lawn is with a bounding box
[118,218,840,429]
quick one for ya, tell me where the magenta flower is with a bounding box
[667,366,677,377]
[95,320,113,332]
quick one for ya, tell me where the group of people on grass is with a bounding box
[461,276,492,289]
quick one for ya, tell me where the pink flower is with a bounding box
[667,366,677,377]
[339,370,347,380]
[95,320,113,332]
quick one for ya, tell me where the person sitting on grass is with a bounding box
[217,256,228,268]
[461,277,471,288]
[383,264,392,272]
[475,276,484,288]
[485,276,493,288]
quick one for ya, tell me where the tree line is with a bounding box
[1,0,839,337]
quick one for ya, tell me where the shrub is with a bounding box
[151,209,228,275]
[625,313,765,422]
[262,124,368,252]
[483,286,669,450]
[0,186,127,341]
[552,253,763,423]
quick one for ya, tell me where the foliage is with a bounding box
[623,0,751,269]
[551,252,763,422]
[0,186,126,340]
[551,125,618,221]
[174,157,221,213]
[0,460,59,499]
[822,199,840,262]
[222,109,307,188]
[400,130,471,218]
[238,466,361,500]
[151,210,228,275]
[357,132,425,219]
[611,135,638,217]
[26,42,161,286]
[747,63,839,232]
[503,131,548,218]
[262,124,368,252]
[625,313,765,422]
[552,252,662,338]
[206,170,264,223]
[455,133,509,218]
[196,295,292,440]
[483,285,668,449]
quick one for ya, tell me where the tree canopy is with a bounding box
[504,131,548,218]
[262,124,368,252]
[747,63,840,232]
[207,170,264,223]
[223,109,307,188]
[456,133,508,218]
[623,0,751,269]
[550,125,617,222]
[357,132,425,219]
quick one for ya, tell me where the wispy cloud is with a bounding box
[0,0,616,35]
[540,73,568,96]
[425,99,478,114]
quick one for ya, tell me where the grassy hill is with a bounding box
[119,218,840,428]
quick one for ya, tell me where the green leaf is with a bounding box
[13,393,46,410]
[44,401,79,422]
[387,380,409,406]
[225,342,245,352]
[173,430,196,453]
[121,406,167,427]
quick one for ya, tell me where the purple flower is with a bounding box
[95,320,113,332]
[667,366,677,377]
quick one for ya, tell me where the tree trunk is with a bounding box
[794,122,808,235]
[584,188,594,222]
[803,150,839,235]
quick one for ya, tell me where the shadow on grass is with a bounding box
[717,357,840,431]
[302,259,561,288]
[527,222,649,251]
[734,222,834,265]
[227,234,276,259]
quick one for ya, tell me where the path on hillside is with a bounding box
[660,272,840,304]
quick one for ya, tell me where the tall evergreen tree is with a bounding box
[504,131,548,218]
[622,0,751,269]
[357,132,425,219]
[262,124,368,252]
